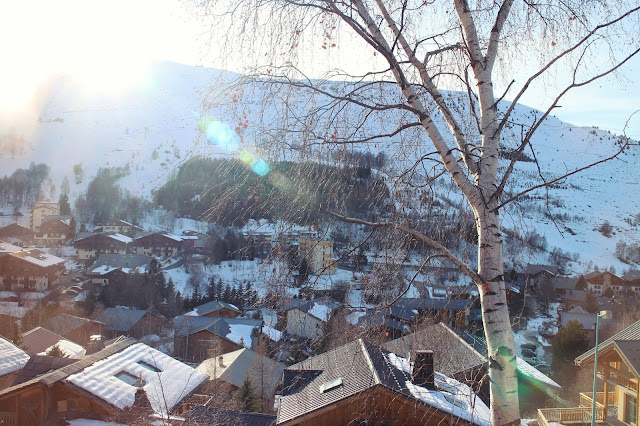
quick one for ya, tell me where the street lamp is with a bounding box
[591,310,612,426]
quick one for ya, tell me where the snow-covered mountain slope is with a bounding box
[0,61,637,272]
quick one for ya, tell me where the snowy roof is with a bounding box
[525,264,559,276]
[0,302,30,319]
[0,241,23,255]
[65,341,207,416]
[21,326,85,356]
[284,297,342,322]
[87,254,153,276]
[278,339,490,425]
[191,300,241,316]
[262,325,282,342]
[0,336,29,377]
[197,348,285,398]
[41,215,73,227]
[174,316,261,347]
[96,308,149,332]
[39,339,87,358]
[8,249,65,268]
[76,232,133,245]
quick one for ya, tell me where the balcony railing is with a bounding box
[0,411,17,426]
[580,392,618,418]
[537,406,604,426]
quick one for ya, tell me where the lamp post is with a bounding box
[591,310,612,426]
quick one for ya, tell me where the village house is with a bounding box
[186,300,241,318]
[73,232,133,260]
[20,327,86,358]
[298,239,336,275]
[86,254,155,286]
[586,270,629,296]
[284,297,342,340]
[0,338,207,425]
[0,337,29,392]
[96,307,164,339]
[524,264,561,288]
[174,315,263,362]
[34,215,75,245]
[30,202,59,233]
[181,230,210,253]
[0,243,65,292]
[134,232,183,258]
[44,313,104,347]
[538,319,640,424]
[94,219,143,236]
[277,338,491,425]
[197,348,285,413]
[0,223,34,244]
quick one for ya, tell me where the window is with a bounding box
[137,361,161,372]
[116,371,144,386]
[626,394,637,425]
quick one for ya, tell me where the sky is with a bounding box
[1,0,638,138]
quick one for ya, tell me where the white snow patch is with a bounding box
[0,337,29,377]
[39,339,86,358]
[226,324,256,348]
[262,325,282,342]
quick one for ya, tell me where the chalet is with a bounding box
[95,219,143,236]
[355,310,410,339]
[134,232,182,258]
[0,223,34,243]
[383,323,561,415]
[285,297,342,339]
[20,327,86,357]
[525,264,560,287]
[34,215,75,245]
[74,232,133,260]
[550,276,579,299]
[0,338,207,425]
[0,247,64,292]
[86,254,155,286]
[0,337,29,391]
[30,202,59,233]
[586,271,627,296]
[181,230,209,253]
[174,315,262,362]
[197,348,285,413]
[538,319,640,424]
[298,239,336,275]
[96,307,164,339]
[278,338,491,425]
[44,313,104,347]
[186,300,241,318]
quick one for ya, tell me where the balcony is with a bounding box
[0,411,16,426]
[537,392,617,425]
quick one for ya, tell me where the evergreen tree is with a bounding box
[234,377,259,412]
[552,320,589,363]
[46,344,68,358]
[223,284,232,303]
[585,291,599,313]
[576,275,587,290]
[59,193,72,215]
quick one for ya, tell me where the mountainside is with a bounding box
[0,61,638,273]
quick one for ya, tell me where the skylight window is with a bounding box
[319,377,343,393]
[137,361,161,372]
[116,371,144,386]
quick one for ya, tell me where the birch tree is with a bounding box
[197,0,640,423]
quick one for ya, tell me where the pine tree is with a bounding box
[47,344,68,358]
[234,377,259,412]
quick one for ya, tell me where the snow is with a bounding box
[67,342,207,416]
[39,339,86,358]
[346,309,367,325]
[0,337,30,377]
[515,357,560,389]
[226,324,256,348]
[307,302,331,322]
[20,251,65,268]
[262,325,282,342]
[0,302,30,319]
[106,233,133,244]
[385,353,491,426]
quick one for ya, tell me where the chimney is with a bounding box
[218,355,225,368]
[412,350,435,390]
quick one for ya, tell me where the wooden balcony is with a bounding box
[537,406,604,425]
[0,411,17,426]
[580,392,618,418]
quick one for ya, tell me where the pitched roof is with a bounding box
[197,348,285,398]
[187,406,276,426]
[284,297,342,322]
[41,215,73,227]
[12,355,78,385]
[190,300,241,316]
[356,310,410,333]
[174,316,262,348]
[278,339,490,425]
[21,326,86,356]
[0,337,29,377]
[96,307,148,332]
[87,254,153,276]
[7,249,65,268]
[45,313,103,336]
[525,264,559,276]
[383,323,485,377]
[576,319,640,366]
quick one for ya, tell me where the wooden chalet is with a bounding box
[34,215,75,245]
[0,224,33,243]
[277,338,491,425]
[74,232,133,260]
[0,248,64,292]
[188,300,241,318]
[44,313,103,347]
[538,319,640,425]
[133,232,182,258]
[96,307,164,339]
[586,271,628,296]
[0,338,207,425]
[85,254,155,286]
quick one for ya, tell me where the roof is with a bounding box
[187,406,276,426]
[284,297,342,322]
[21,326,86,356]
[0,337,29,377]
[74,232,133,245]
[197,348,285,398]
[0,241,23,256]
[0,338,207,417]
[175,316,262,348]
[278,339,490,425]
[525,264,559,276]
[551,276,578,290]
[356,310,410,333]
[576,319,640,367]
[96,307,148,332]
[383,323,486,377]
[45,313,103,336]
[12,355,78,385]
[87,254,153,276]
[134,232,183,242]
[189,300,241,316]
[41,215,73,227]
[7,249,65,268]
[585,271,625,285]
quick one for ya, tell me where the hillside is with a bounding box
[0,61,638,273]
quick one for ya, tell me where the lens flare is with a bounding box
[251,159,270,176]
